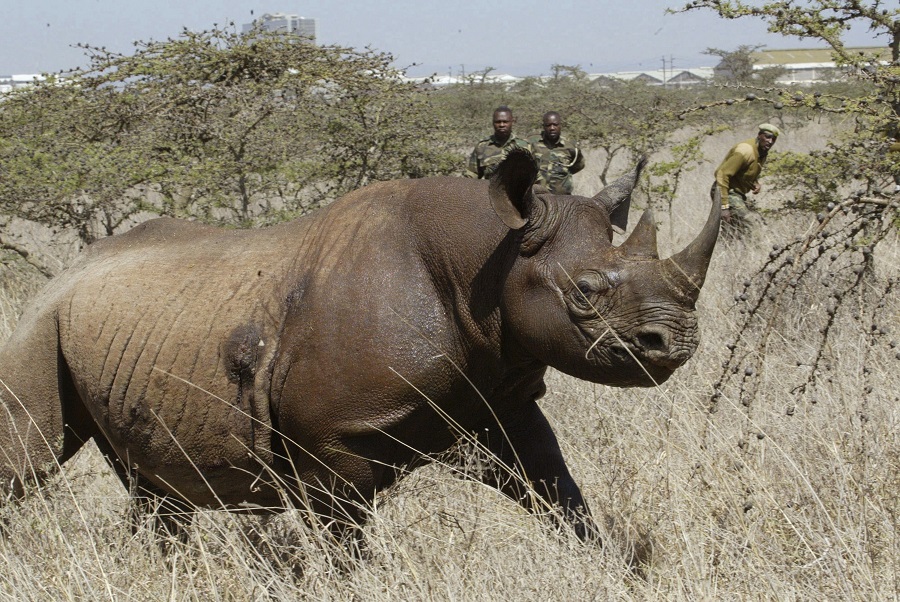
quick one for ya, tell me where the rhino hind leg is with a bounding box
[128,482,194,551]
[91,434,193,549]
[0,311,95,506]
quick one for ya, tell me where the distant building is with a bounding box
[745,47,888,85]
[0,73,46,94]
[666,69,712,88]
[242,12,316,42]
[404,72,524,89]
[589,68,714,88]
[406,68,715,90]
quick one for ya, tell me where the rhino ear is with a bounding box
[593,155,648,233]
[489,149,539,230]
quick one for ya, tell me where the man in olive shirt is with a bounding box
[528,111,585,194]
[466,106,533,179]
[714,123,780,236]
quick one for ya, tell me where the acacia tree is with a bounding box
[0,25,457,271]
[310,71,459,196]
[429,78,514,148]
[0,77,150,246]
[677,1,899,130]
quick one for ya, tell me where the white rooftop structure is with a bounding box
[0,73,46,95]
[242,12,316,41]
[407,67,716,89]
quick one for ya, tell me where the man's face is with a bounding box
[493,111,513,138]
[757,131,777,152]
[542,114,562,143]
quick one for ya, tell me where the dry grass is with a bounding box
[0,128,897,600]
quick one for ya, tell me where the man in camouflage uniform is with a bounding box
[528,111,585,194]
[465,106,533,179]
[714,123,780,238]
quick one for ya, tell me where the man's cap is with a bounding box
[758,123,781,138]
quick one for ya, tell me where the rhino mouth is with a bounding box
[581,328,682,386]
[608,343,678,385]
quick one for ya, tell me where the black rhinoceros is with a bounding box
[0,150,719,549]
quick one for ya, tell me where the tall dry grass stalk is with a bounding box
[0,128,896,600]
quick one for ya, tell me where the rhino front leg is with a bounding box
[474,399,598,541]
[476,399,654,571]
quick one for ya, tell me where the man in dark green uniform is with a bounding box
[528,111,585,194]
[714,123,780,237]
[465,106,533,179]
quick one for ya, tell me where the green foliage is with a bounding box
[675,1,900,197]
[428,80,515,146]
[679,0,899,63]
[767,130,900,211]
[0,80,150,243]
[313,75,460,195]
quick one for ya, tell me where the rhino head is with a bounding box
[491,150,720,387]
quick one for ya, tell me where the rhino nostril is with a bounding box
[637,330,667,352]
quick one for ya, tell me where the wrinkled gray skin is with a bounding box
[0,151,719,548]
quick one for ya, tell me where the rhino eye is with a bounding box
[571,273,610,305]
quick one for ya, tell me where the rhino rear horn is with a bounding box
[618,207,659,259]
[490,149,539,230]
[664,184,722,302]
[593,155,648,233]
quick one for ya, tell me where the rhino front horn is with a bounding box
[664,185,722,302]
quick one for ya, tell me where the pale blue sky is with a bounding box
[0,0,887,77]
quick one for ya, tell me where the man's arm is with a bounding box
[570,146,585,174]
[714,152,744,203]
[464,146,482,178]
